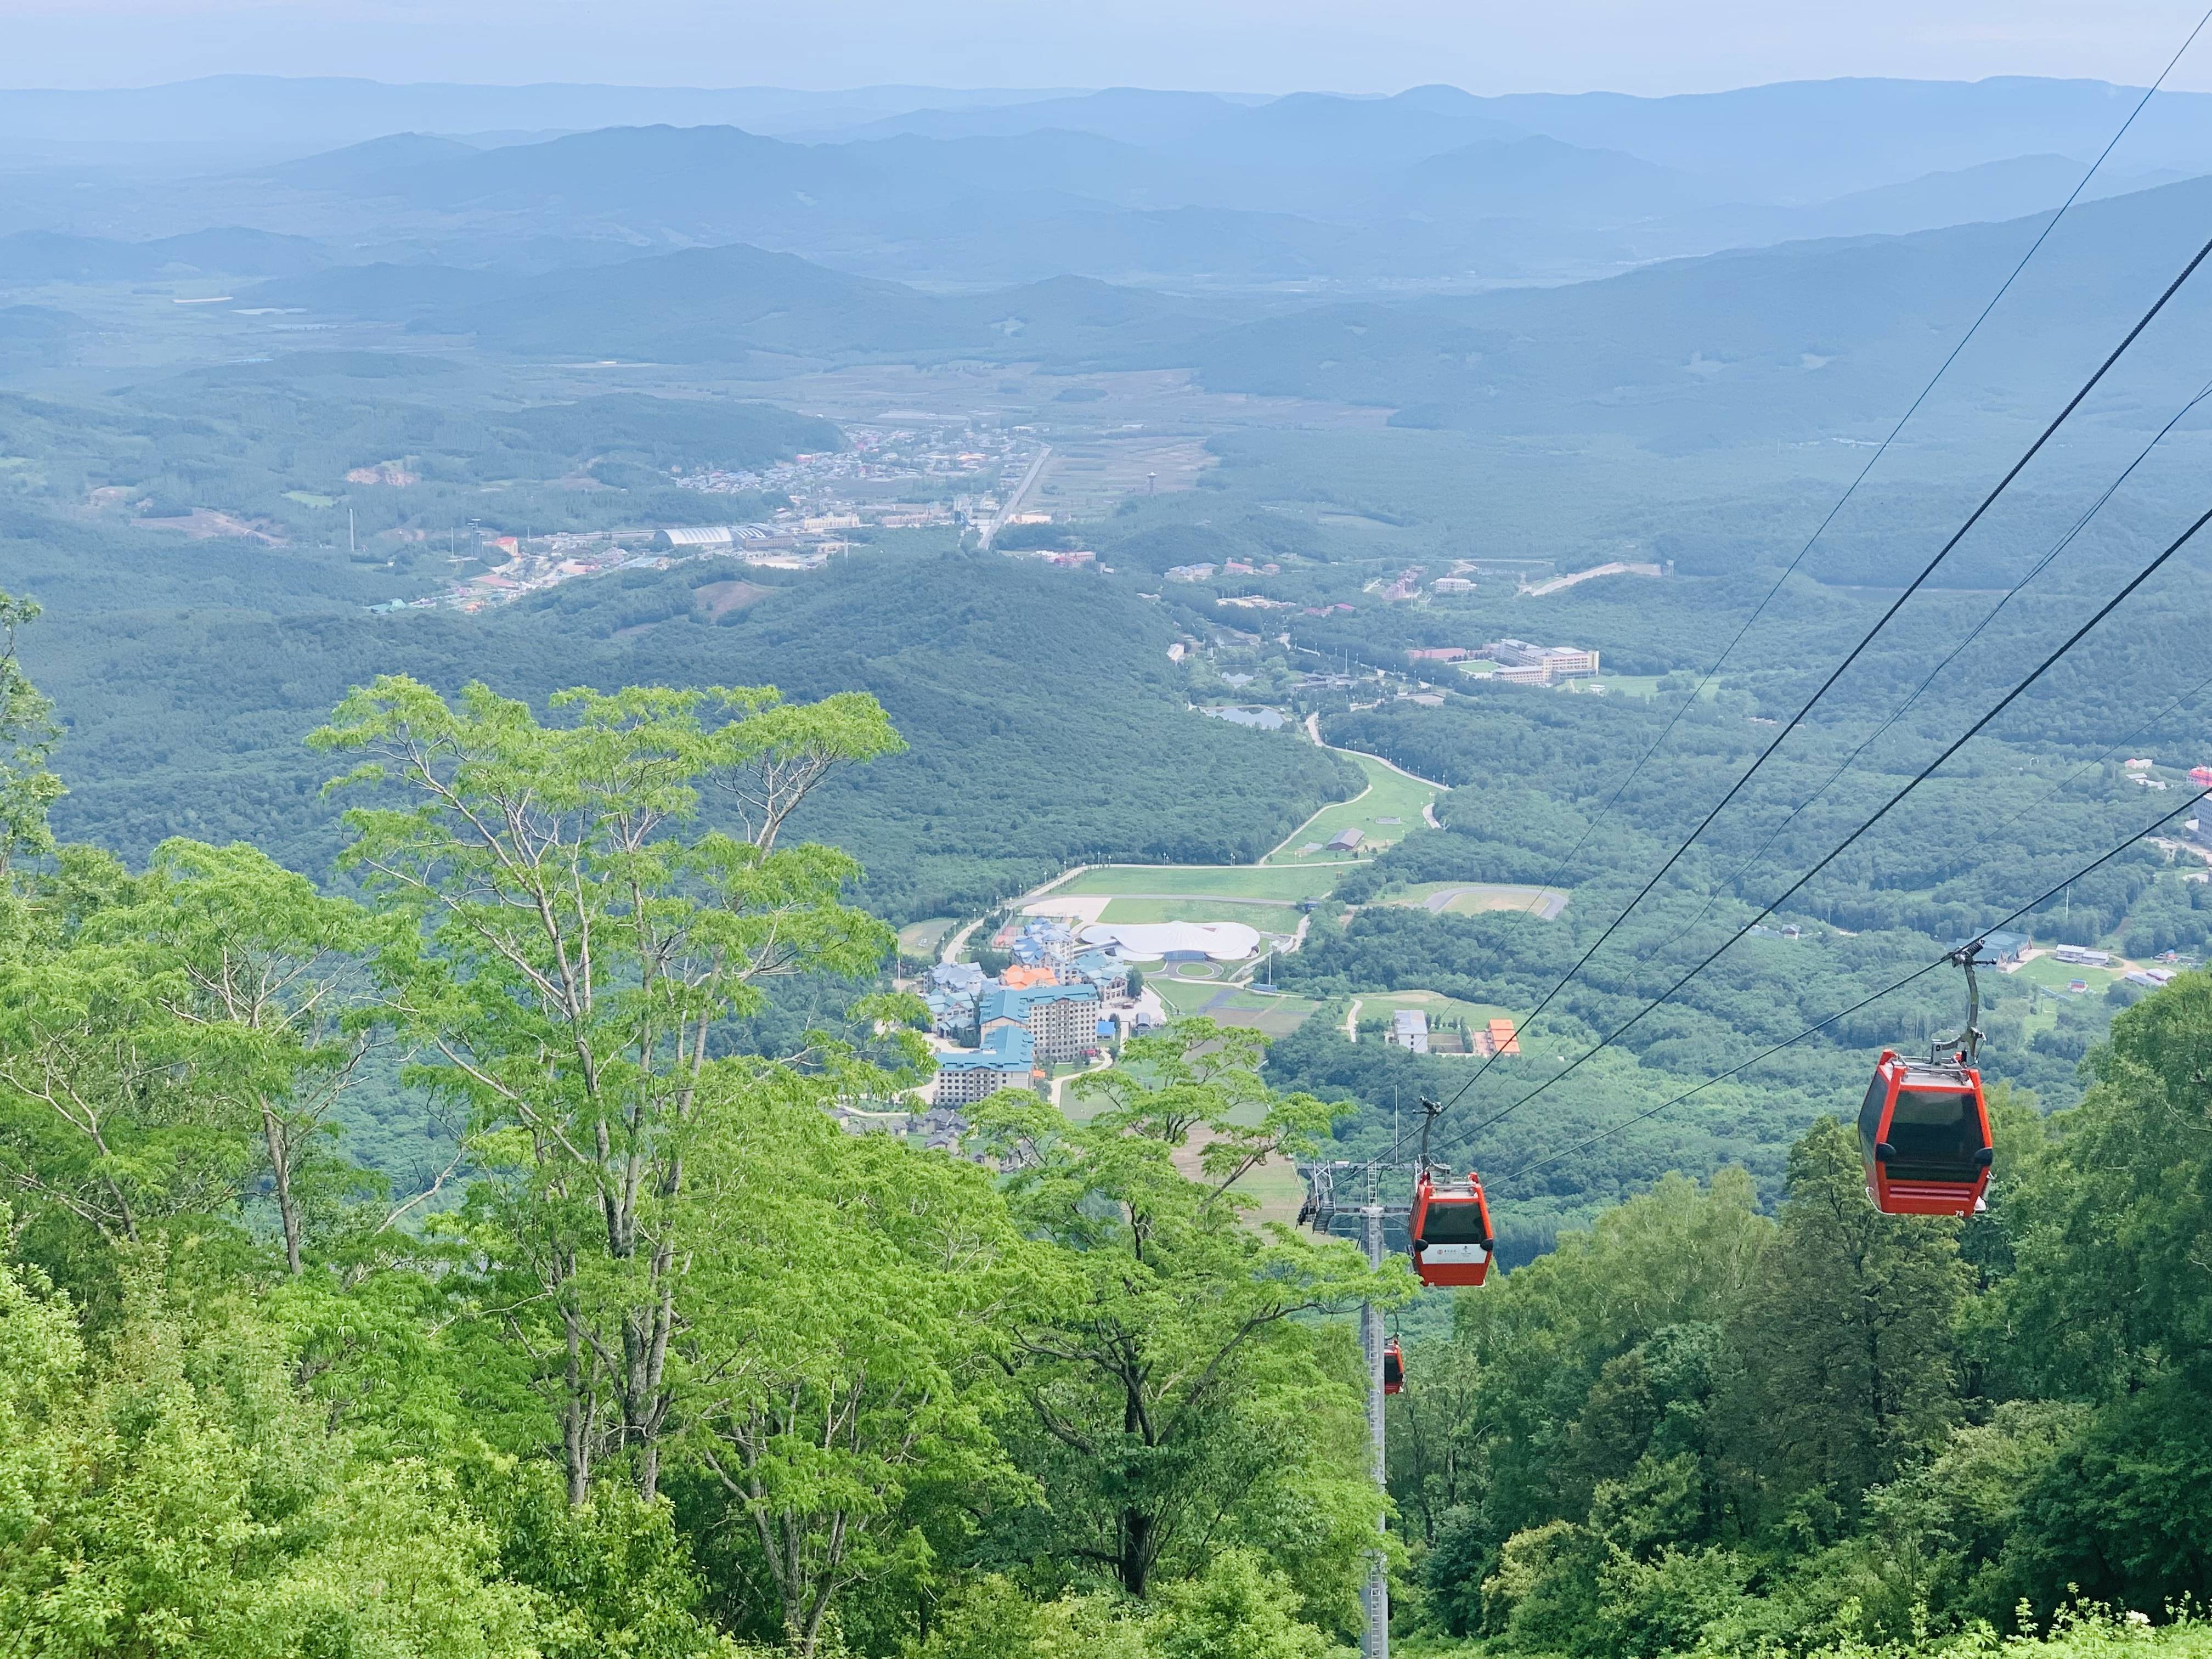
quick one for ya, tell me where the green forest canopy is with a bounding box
[4,595,2212,1657]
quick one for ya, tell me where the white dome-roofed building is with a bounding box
[1077,921,1260,963]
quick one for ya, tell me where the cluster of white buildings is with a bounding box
[675,423,1040,515]
[1480,639,1601,685]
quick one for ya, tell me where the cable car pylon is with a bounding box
[1299,1099,1498,1659]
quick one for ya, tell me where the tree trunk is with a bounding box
[564,1305,594,1505]
[260,1096,302,1275]
[621,1280,676,1500]
[1120,1508,1154,1597]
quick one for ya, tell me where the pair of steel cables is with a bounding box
[1359,9,2212,1183]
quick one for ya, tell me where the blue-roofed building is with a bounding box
[1009,917,1080,969]
[979,980,1103,1064]
[933,1025,1038,1106]
[925,962,987,998]
[924,989,978,1041]
[1068,950,1130,1000]
[1950,930,2030,966]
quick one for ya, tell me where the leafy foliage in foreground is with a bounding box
[1392,983,2212,1655]
[0,629,1381,1656]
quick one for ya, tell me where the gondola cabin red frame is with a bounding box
[1383,1338,1405,1396]
[1857,1049,1994,1216]
[1409,1167,1494,1288]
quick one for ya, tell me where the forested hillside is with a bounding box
[9,60,2212,1657]
[1390,997,2212,1655]
[5,581,2212,1658]
[0,620,1392,1656]
[20,549,1357,921]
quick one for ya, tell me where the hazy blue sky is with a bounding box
[9,0,2212,95]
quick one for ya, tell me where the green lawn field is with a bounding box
[1196,987,1323,1038]
[1266,754,1440,865]
[1146,974,1320,1037]
[2010,953,2126,994]
[896,917,959,956]
[1051,864,1340,900]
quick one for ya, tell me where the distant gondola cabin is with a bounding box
[1383,1338,1405,1395]
[1857,1049,1994,1216]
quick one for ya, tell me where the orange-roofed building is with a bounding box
[1001,963,1060,989]
[1487,1018,1521,1056]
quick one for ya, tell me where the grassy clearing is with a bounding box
[1189,1143,1306,1228]
[1382,880,1568,918]
[896,917,959,956]
[1355,988,1516,1025]
[1146,975,1321,1037]
[1200,988,1324,1038]
[1267,754,1439,865]
[1053,865,1339,900]
[2011,954,2126,994]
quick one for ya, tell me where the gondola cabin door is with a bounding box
[1858,1049,1994,1216]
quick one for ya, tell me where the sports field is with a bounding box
[1266,754,1440,865]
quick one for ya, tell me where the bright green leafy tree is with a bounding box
[974,1019,1401,1619]
[311,675,905,1506]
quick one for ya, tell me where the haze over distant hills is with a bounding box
[10,68,2212,405]
[3,74,2209,294]
[0,76,1090,157]
[234,163,2212,473]
[113,86,2174,291]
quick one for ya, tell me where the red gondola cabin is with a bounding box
[1383,1338,1405,1396]
[1857,1049,1994,1216]
[1409,1167,1494,1288]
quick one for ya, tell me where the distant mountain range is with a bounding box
[799,78,2212,201]
[1186,171,2212,448]
[0,76,2207,294]
[250,170,2212,461]
[223,102,2192,292]
[0,77,1090,156]
[13,73,2212,400]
